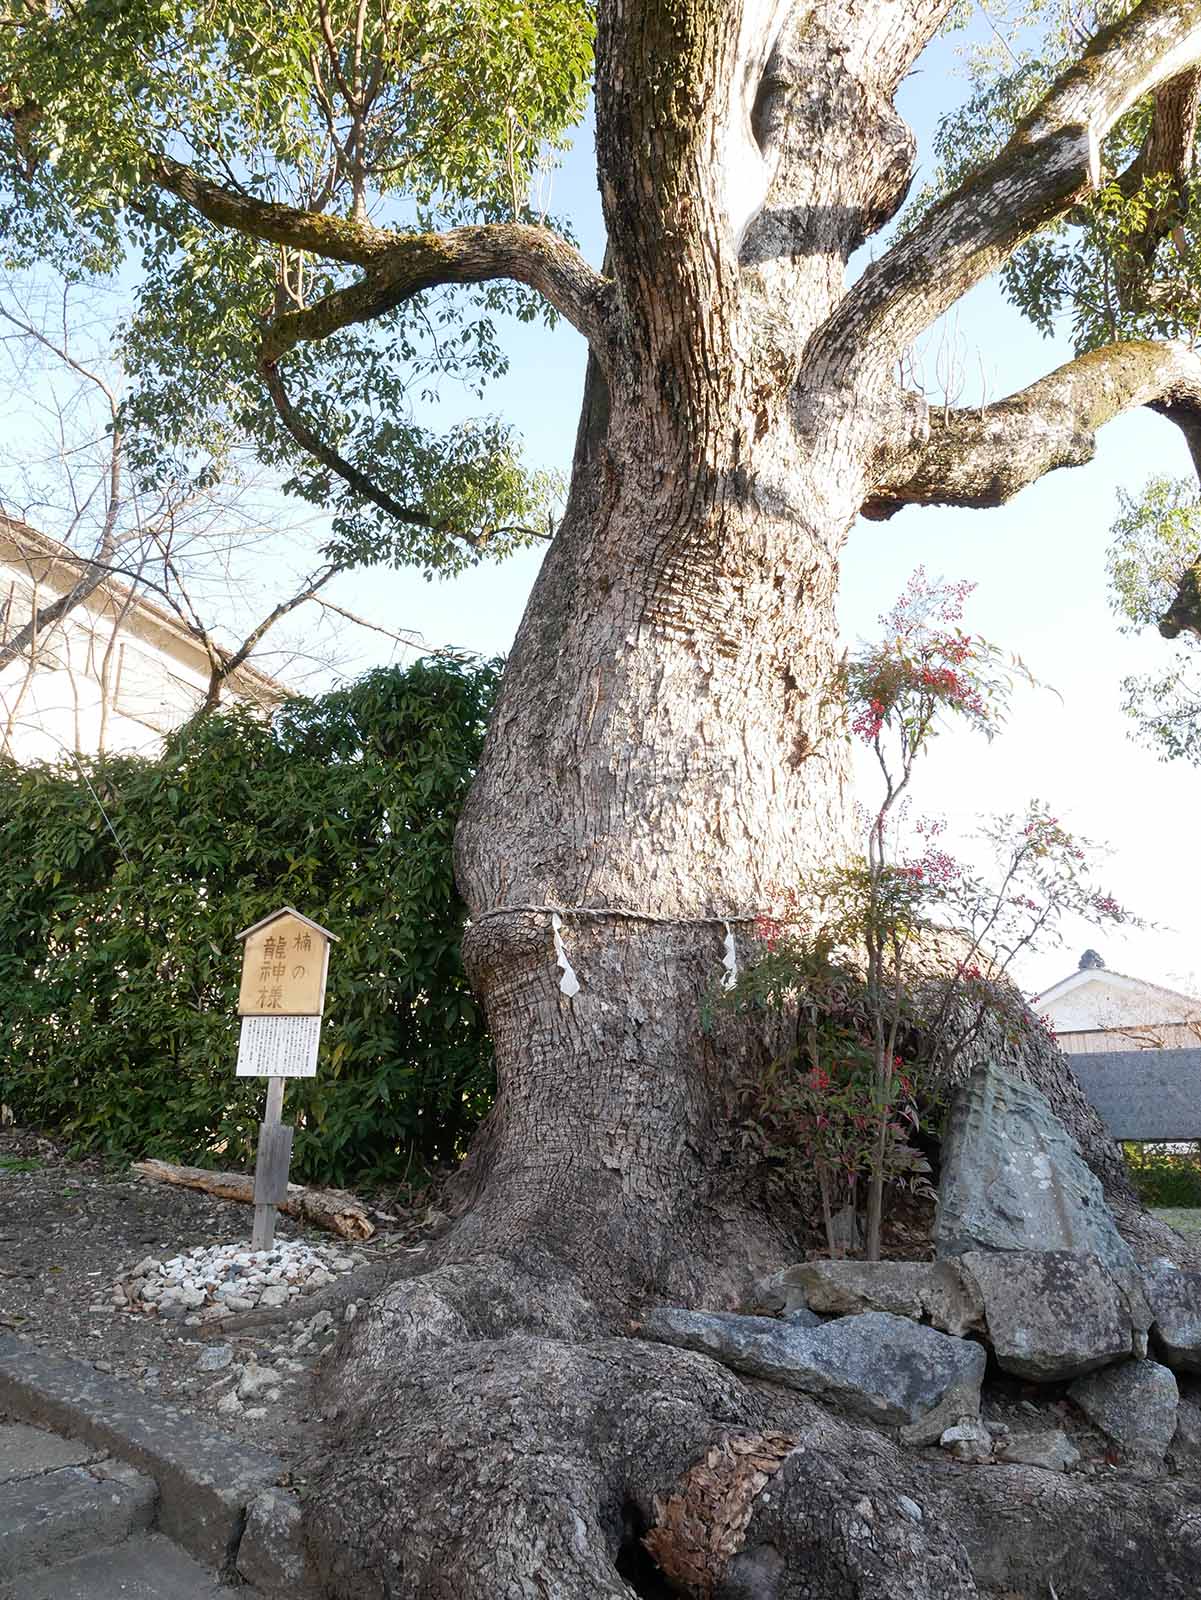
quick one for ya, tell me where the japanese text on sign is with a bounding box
[236,1014,322,1079]
[237,913,328,1016]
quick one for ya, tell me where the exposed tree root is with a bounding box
[305,1250,1201,1600]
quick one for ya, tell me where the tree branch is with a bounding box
[305,593,443,655]
[196,560,343,715]
[150,156,612,352]
[257,360,549,551]
[862,338,1201,519]
[816,0,1201,365]
[1122,68,1201,195]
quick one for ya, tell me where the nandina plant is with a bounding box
[728,574,1138,1260]
[844,571,1027,1258]
[727,935,932,1258]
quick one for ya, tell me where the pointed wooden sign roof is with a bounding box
[236,906,339,943]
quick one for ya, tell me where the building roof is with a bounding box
[0,514,288,704]
[1034,963,1201,1014]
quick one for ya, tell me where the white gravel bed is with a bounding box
[111,1238,366,1323]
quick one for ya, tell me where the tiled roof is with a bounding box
[1072,1048,1201,1140]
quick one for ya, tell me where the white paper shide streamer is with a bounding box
[551,913,581,998]
[721,921,738,991]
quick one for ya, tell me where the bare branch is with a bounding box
[214,563,340,684]
[862,338,1201,519]
[150,156,612,352]
[306,593,444,654]
[817,0,1201,365]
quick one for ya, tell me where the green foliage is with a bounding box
[1109,476,1201,631]
[0,656,500,1187]
[1105,476,1201,762]
[918,0,1201,351]
[724,940,934,1257]
[1002,174,1201,350]
[1124,1142,1201,1208]
[0,0,592,567]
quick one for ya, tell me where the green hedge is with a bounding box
[0,657,500,1186]
[1123,1142,1201,1209]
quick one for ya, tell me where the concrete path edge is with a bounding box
[0,1334,283,1571]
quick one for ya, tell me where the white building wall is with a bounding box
[1038,968,1201,1055]
[0,547,272,763]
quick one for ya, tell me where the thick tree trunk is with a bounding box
[302,5,1201,1595]
[443,384,856,1312]
[306,371,1193,1600]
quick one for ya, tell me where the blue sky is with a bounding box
[326,27,1201,999]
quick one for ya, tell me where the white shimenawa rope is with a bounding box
[470,903,762,1001]
[471,903,761,927]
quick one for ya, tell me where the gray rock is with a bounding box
[781,1305,823,1328]
[940,1419,993,1462]
[1070,1359,1179,1465]
[787,1259,985,1337]
[237,1363,279,1401]
[896,1495,924,1523]
[959,1249,1133,1381]
[195,1344,233,1373]
[1169,1396,1201,1462]
[789,1260,924,1317]
[745,1268,814,1318]
[935,1065,1150,1335]
[995,1429,1081,1472]
[1143,1264,1201,1373]
[259,1285,289,1310]
[641,1308,985,1441]
[237,1487,318,1596]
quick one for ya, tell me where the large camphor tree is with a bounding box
[6,0,1201,1593]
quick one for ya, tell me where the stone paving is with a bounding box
[0,1337,311,1598]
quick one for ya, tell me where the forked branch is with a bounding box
[862,339,1201,519]
[816,0,1201,366]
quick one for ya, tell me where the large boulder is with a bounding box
[1169,1394,1201,1464]
[640,1307,985,1443]
[935,1064,1134,1267]
[782,1259,985,1338]
[1069,1359,1179,1467]
[936,1064,1151,1339]
[958,1250,1134,1380]
[1142,1263,1201,1372]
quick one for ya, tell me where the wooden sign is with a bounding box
[232,907,338,1250]
[237,908,334,1017]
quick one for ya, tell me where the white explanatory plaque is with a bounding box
[236,1014,322,1079]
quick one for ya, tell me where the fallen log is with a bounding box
[130,1159,374,1241]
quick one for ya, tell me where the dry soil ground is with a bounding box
[0,1125,433,1482]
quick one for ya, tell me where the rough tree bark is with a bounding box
[147,0,1201,1593]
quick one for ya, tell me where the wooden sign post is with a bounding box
[235,908,338,1251]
